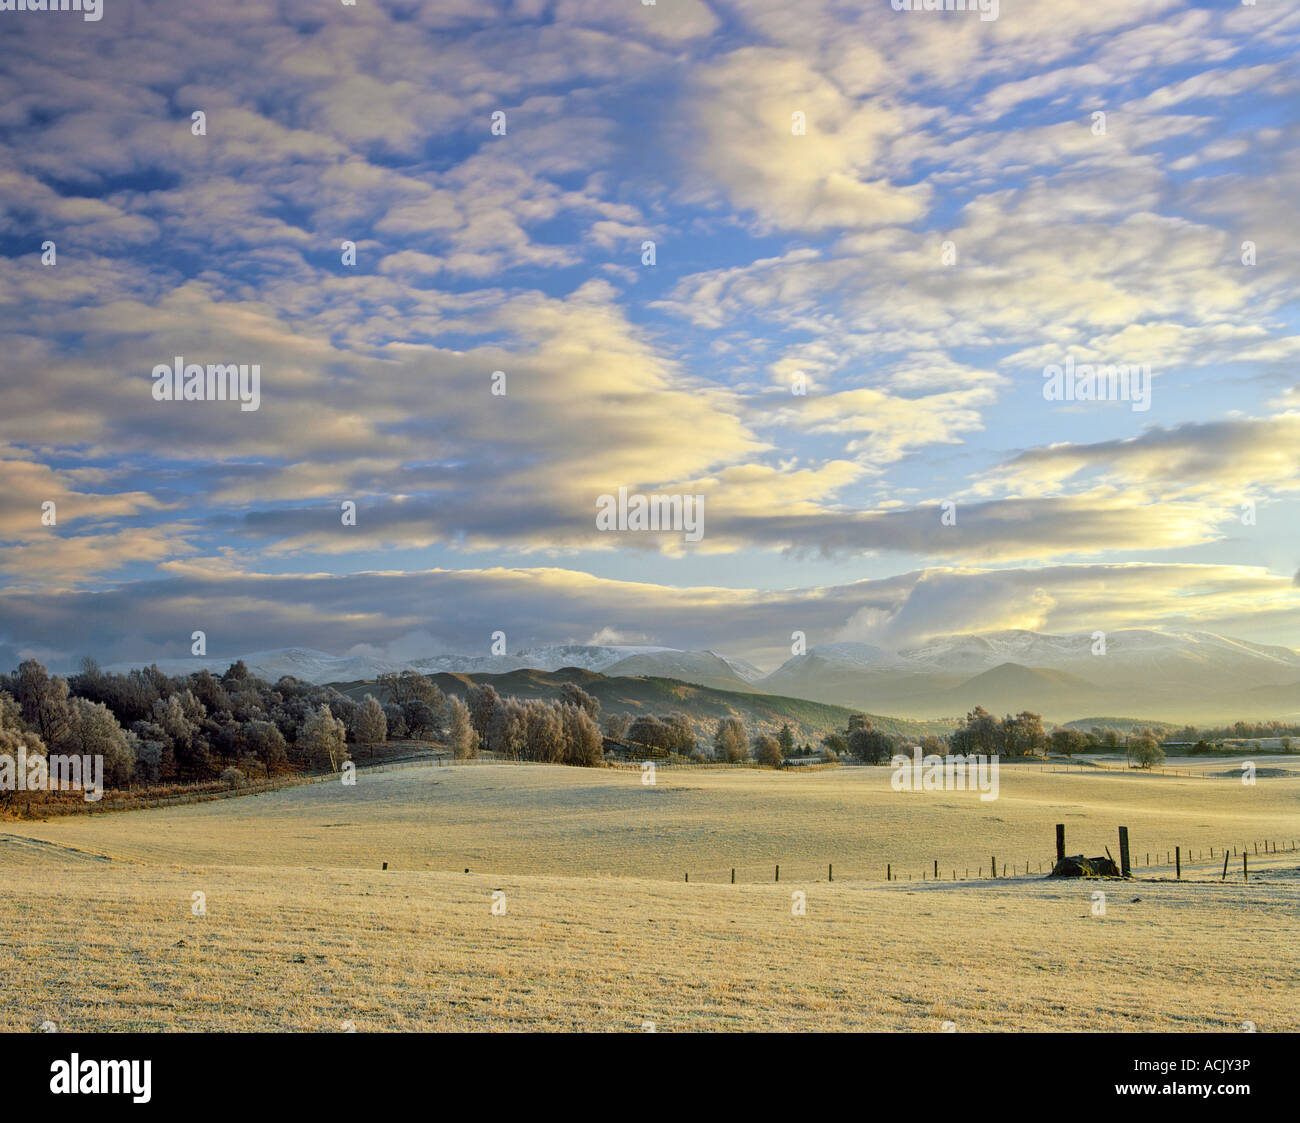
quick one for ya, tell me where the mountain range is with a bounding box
[758,630,1300,722]
[104,629,1300,723]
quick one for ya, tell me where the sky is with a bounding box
[0,0,1298,673]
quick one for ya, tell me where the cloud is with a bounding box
[680,48,929,233]
[0,524,198,588]
[2,0,1298,663]
[981,414,1300,503]
[0,450,166,540]
[836,562,1300,650]
[0,561,1294,673]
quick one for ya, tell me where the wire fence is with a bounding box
[660,837,1300,887]
[1043,763,1255,780]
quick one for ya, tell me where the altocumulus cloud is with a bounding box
[0,0,1297,660]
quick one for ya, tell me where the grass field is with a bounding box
[2,758,1297,1031]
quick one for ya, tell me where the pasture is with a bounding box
[1,759,1297,1031]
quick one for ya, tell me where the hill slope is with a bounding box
[331,668,958,744]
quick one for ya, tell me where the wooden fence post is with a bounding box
[1175,846,1181,880]
[731,868,735,884]
[1056,824,1065,864]
[1243,854,1248,882]
[775,864,779,883]
[1118,826,1131,878]
[991,856,997,878]
[1221,851,1229,881]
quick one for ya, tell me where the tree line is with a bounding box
[0,659,457,804]
[0,660,623,810]
[612,705,1179,770]
[1169,719,1300,744]
[451,682,604,765]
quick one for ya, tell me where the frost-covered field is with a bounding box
[2,761,1297,1031]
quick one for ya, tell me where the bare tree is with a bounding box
[298,705,348,772]
[0,690,46,812]
[59,698,136,787]
[714,717,748,762]
[561,704,603,767]
[488,698,526,760]
[466,684,501,752]
[523,699,564,762]
[354,694,388,759]
[602,712,631,740]
[559,683,600,722]
[14,661,72,748]
[752,734,783,768]
[448,696,479,760]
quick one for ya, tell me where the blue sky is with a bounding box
[1,0,1298,671]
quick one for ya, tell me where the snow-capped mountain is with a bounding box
[106,643,760,690]
[757,629,1300,720]
[518,644,677,672]
[408,644,686,677]
[104,647,368,683]
[897,629,1300,690]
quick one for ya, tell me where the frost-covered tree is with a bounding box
[353,694,388,758]
[448,696,479,761]
[298,705,348,772]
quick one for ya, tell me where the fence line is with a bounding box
[1044,764,1250,780]
[20,758,1300,885]
[660,836,1300,887]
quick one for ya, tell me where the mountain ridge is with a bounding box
[100,627,1300,723]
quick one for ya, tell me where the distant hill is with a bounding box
[892,663,1105,718]
[329,668,959,745]
[600,650,761,693]
[1240,680,1300,719]
[1060,717,1178,735]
